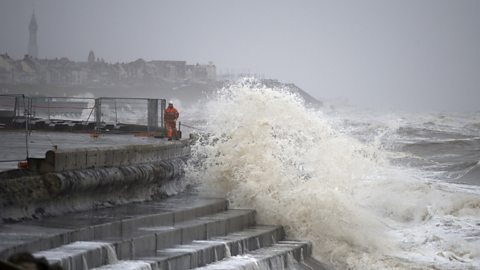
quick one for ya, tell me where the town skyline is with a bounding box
[0,10,217,89]
[1,10,245,82]
[0,51,216,87]
[1,1,479,111]
[0,7,220,67]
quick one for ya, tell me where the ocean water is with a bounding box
[185,78,480,269]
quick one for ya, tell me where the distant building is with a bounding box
[0,12,217,87]
[185,63,217,81]
[206,62,217,81]
[149,60,186,81]
[88,50,95,64]
[15,55,41,83]
[0,54,14,83]
[28,12,38,58]
[0,14,216,86]
[0,54,216,86]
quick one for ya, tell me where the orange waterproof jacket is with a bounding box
[164,107,179,121]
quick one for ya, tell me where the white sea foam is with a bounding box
[186,78,480,269]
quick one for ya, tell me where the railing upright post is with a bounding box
[13,96,18,118]
[47,97,50,120]
[147,99,159,132]
[114,99,118,124]
[160,99,166,128]
[95,98,102,131]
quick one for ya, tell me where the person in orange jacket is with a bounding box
[164,101,179,141]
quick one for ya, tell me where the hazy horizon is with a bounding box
[1,0,479,112]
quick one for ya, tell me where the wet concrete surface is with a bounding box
[0,194,227,259]
[0,130,169,171]
[0,192,325,270]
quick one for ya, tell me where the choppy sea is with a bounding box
[1,78,478,269]
[185,78,480,269]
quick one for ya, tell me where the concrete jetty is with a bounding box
[0,138,327,269]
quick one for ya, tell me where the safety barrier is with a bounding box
[0,95,169,165]
[28,140,190,173]
[0,95,167,130]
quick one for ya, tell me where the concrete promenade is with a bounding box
[0,130,168,171]
[0,131,327,269]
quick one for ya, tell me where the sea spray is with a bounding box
[186,78,480,269]
[186,79,391,265]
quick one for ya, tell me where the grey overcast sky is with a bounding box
[0,0,479,111]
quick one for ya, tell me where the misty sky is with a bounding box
[1,0,479,111]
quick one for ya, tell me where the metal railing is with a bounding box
[0,95,166,131]
[0,95,167,165]
[94,97,166,131]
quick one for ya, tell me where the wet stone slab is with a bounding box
[0,224,71,259]
[0,195,227,260]
[34,241,119,270]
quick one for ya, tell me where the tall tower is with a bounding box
[88,50,95,63]
[28,11,38,58]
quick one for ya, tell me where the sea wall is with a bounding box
[28,141,189,173]
[0,141,191,222]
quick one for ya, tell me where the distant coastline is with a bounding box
[0,53,216,88]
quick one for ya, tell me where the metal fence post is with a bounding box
[24,96,30,158]
[13,96,18,118]
[160,99,166,128]
[114,99,118,124]
[47,97,50,120]
[147,99,159,132]
[95,98,102,131]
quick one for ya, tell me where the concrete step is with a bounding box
[34,241,118,270]
[140,225,284,269]
[0,195,227,260]
[26,209,256,270]
[192,241,312,270]
[105,209,256,260]
[91,260,156,270]
[299,257,330,270]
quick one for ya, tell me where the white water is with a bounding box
[92,260,153,270]
[34,241,119,270]
[186,78,480,269]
